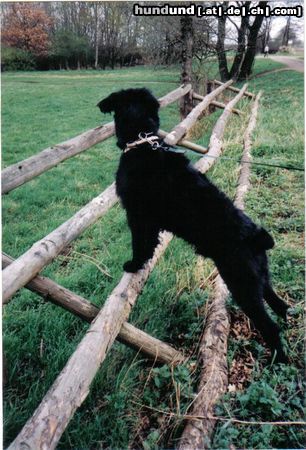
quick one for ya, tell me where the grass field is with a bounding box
[2,59,304,449]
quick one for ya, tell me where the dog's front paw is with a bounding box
[123,260,143,273]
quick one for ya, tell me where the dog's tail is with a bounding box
[250,228,275,251]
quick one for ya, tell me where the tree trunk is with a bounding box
[238,1,268,80]
[261,17,272,52]
[216,12,229,82]
[94,3,99,69]
[180,16,194,118]
[282,17,291,47]
[229,9,250,80]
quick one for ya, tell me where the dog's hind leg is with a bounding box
[264,283,289,321]
[219,268,288,363]
[234,287,288,363]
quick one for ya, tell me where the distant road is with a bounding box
[269,55,304,73]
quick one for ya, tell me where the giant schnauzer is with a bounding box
[98,87,288,363]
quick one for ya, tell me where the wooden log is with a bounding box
[192,92,241,116]
[158,129,208,155]
[117,322,184,365]
[2,85,191,195]
[235,91,262,210]
[2,122,115,195]
[214,79,255,99]
[7,128,224,450]
[164,79,234,146]
[211,100,241,115]
[2,183,118,304]
[179,89,261,450]
[2,253,184,366]
[158,83,192,108]
[195,84,248,174]
[179,275,230,450]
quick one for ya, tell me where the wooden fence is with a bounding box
[3,80,257,449]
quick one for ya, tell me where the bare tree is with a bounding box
[180,15,194,117]
[238,1,268,79]
[216,1,268,81]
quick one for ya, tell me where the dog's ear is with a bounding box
[97,92,119,113]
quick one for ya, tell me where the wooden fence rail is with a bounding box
[158,129,208,154]
[164,79,233,146]
[192,92,242,115]
[1,122,115,195]
[214,79,255,99]
[195,83,248,173]
[2,183,118,303]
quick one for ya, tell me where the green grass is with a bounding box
[2,59,304,449]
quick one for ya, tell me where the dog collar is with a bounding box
[124,132,185,155]
[124,133,160,153]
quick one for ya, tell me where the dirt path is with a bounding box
[269,55,304,73]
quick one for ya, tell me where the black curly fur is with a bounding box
[98,87,289,363]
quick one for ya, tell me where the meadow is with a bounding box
[2,59,304,449]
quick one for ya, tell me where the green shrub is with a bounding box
[1,47,36,71]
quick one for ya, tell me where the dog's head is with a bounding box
[97,88,160,149]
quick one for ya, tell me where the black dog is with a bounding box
[98,88,289,363]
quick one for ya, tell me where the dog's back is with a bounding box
[117,146,272,260]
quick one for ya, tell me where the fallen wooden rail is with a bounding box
[7,112,231,450]
[214,79,255,99]
[236,91,262,210]
[192,92,242,115]
[164,79,233,146]
[2,183,118,303]
[196,83,248,173]
[179,90,261,450]
[2,253,184,366]
[2,84,191,195]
